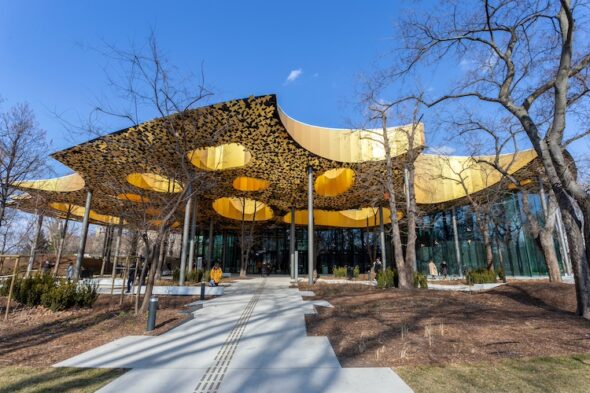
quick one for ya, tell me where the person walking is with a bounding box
[373,257,383,277]
[440,260,448,278]
[428,260,438,278]
[66,262,74,280]
[126,263,136,293]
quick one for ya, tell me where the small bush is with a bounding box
[172,268,180,282]
[203,270,211,283]
[353,265,360,278]
[186,269,203,283]
[466,268,497,285]
[1,274,98,311]
[377,268,397,289]
[413,272,428,289]
[333,267,347,278]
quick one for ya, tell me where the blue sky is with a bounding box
[1,1,587,176]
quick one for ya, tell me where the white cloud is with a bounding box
[285,68,303,84]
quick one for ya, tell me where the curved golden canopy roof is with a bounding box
[11,94,539,229]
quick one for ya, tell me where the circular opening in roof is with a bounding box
[314,168,355,197]
[116,193,151,203]
[232,177,270,192]
[212,197,273,221]
[126,173,183,193]
[187,143,252,171]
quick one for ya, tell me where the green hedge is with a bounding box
[333,267,347,278]
[377,268,398,288]
[466,268,497,284]
[173,269,211,283]
[0,274,98,311]
[413,272,428,289]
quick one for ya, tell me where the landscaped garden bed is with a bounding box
[302,281,590,367]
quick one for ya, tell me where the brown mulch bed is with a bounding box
[0,295,199,367]
[302,282,590,368]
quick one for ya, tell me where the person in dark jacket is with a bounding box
[126,263,136,293]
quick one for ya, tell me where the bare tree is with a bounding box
[81,34,213,313]
[394,0,590,318]
[0,102,47,232]
[357,89,425,288]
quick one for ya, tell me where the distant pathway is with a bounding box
[56,277,413,393]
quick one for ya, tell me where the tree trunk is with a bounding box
[380,113,409,288]
[140,241,161,313]
[483,228,494,271]
[539,230,561,282]
[496,237,508,283]
[561,208,590,319]
[134,239,150,315]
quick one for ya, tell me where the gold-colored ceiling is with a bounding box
[12,94,538,229]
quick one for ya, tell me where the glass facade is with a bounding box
[195,192,562,277]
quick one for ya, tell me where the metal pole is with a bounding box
[100,225,114,276]
[146,296,158,331]
[207,219,214,269]
[74,190,93,282]
[294,251,299,282]
[188,198,197,273]
[290,207,296,282]
[378,206,387,271]
[451,206,463,276]
[26,212,44,277]
[179,188,192,285]
[110,224,123,295]
[307,166,314,285]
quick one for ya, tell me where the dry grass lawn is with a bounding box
[0,366,125,393]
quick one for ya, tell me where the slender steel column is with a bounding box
[451,206,463,276]
[290,207,296,281]
[206,219,214,269]
[307,166,314,285]
[110,224,123,295]
[179,189,192,285]
[188,198,197,273]
[100,225,113,276]
[221,230,226,269]
[378,206,387,271]
[74,190,93,281]
[26,212,44,276]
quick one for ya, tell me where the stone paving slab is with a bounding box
[57,276,413,393]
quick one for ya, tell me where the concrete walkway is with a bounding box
[55,276,413,393]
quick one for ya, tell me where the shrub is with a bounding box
[353,265,360,278]
[377,268,397,289]
[466,268,497,285]
[172,268,180,282]
[413,272,428,289]
[1,274,98,311]
[333,267,347,278]
[186,269,202,283]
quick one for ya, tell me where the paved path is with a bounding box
[55,276,413,393]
